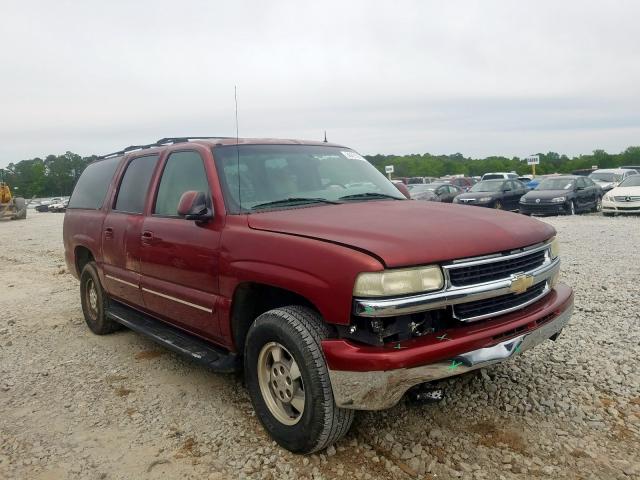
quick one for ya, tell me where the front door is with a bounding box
[575,178,591,210]
[101,154,159,307]
[139,150,223,341]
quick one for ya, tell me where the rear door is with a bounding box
[139,149,224,340]
[101,155,159,307]
[512,180,527,209]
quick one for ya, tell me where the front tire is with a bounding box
[567,200,576,215]
[593,196,602,212]
[244,306,354,454]
[80,262,121,335]
[494,200,503,210]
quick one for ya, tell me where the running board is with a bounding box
[106,301,239,373]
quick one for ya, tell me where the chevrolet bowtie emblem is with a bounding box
[509,274,534,294]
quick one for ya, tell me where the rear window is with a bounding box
[68,157,121,210]
[114,155,159,214]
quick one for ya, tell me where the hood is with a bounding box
[593,180,616,190]
[523,189,572,201]
[247,200,555,268]
[455,191,499,200]
[411,192,437,200]
[607,185,640,196]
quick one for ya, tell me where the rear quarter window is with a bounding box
[68,157,121,210]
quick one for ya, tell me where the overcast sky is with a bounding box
[1,0,639,167]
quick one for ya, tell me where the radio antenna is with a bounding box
[234,86,241,210]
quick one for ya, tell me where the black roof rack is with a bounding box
[98,136,234,159]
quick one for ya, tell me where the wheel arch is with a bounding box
[74,245,95,277]
[229,282,328,355]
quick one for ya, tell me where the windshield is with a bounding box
[470,180,504,192]
[213,145,405,212]
[619,176,640,187]
[589,172,621,183]
[536,178,575,190]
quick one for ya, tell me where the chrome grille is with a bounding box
[613,196,640,202]
[453,282,548,321]
[448,249,546,287]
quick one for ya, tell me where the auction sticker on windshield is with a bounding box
[341,151,367,161]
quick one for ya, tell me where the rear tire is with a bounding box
[244,306,354,454]
[80,262,121,335]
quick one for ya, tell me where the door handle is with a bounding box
[104,227,114,239]
[141,230,155,245]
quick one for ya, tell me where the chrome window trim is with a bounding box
[141,287,213,313]
[353,243,558,319]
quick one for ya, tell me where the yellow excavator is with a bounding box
[0,181,27,220]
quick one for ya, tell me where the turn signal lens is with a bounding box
[353,266,444,297]
[550,237,560,259]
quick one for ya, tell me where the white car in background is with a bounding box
[481,172,518,180]
[589,168,638,192]
[602,175,640,216]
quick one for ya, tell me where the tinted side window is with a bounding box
[154,151,210,216]
[114,155,159,214]
[576,178,586,188]
[68,157,121,210]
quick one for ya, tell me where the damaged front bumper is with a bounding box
[324,285,573,410]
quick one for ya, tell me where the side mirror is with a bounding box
[177,191,213,223]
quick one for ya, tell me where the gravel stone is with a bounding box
[1,212,638,480]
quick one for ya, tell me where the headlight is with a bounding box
[520,197,527,203]
[549,237,560,259]
[603,193,612,201]
[551,196,566,203]
[353,266,444,297]
[478,196,493,202]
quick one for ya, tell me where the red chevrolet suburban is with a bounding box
[63,137,574,453]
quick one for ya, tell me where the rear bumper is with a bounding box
[324,284,573,410]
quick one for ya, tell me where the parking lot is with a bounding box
[1,211,639,480]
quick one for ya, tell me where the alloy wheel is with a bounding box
[85,278,98,320]
[257,342,305,426]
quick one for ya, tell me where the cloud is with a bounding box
[1,0,639,165]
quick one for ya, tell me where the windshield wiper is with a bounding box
[251,197,340,210]
[338,192,403,201]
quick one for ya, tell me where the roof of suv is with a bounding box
[99,137,347,159]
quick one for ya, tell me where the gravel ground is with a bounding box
[1,211,639,480]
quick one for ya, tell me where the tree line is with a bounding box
[1,152,99,199]
[2,146,640,198]
[366,146,640,179]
